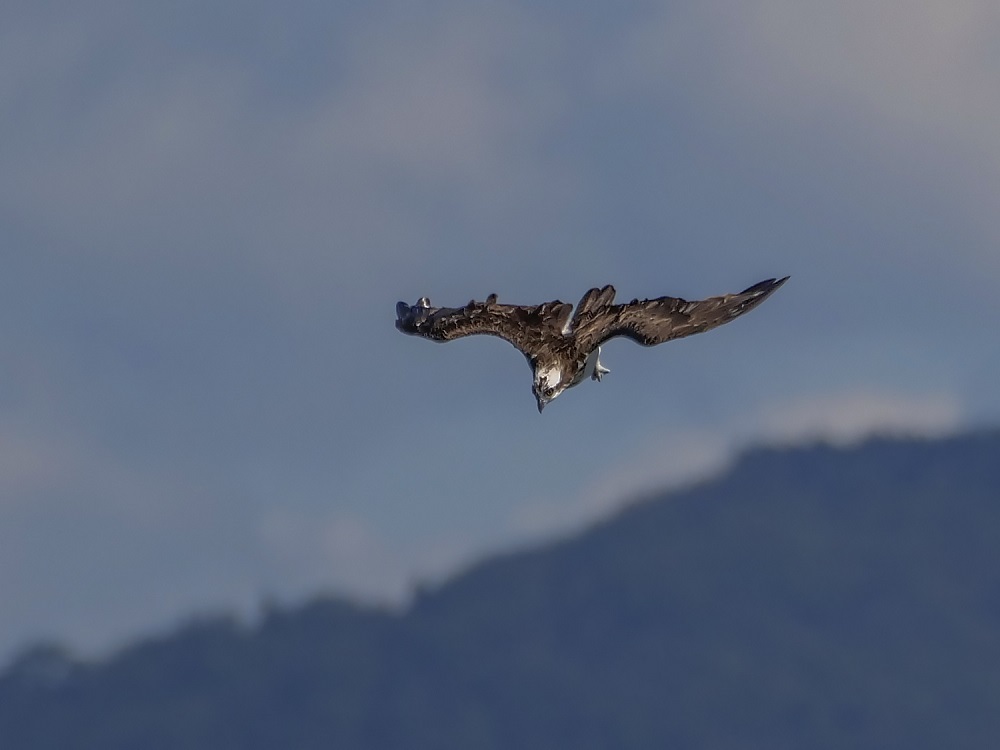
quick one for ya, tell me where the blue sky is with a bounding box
[2,0,999,662]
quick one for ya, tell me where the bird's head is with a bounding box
[532,365,566,413]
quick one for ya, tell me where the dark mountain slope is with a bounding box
[3,432,999,749]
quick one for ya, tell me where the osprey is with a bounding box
[396,277,788,412]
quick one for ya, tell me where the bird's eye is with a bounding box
[544,387,555,397]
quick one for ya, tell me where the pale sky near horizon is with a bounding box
[2,0,999,663]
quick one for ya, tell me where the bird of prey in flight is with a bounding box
[396,277,788,412]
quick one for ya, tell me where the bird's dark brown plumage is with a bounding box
[395,276,788,409]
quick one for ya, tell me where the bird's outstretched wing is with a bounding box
[395,294,572,362]
[572,277,789,349]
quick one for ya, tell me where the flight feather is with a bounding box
[395,296,572,362]
[573,276,789,348]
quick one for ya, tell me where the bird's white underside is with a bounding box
[537,364,563,389]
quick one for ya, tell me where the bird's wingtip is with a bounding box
[741,276,790,296]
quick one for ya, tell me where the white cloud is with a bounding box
[743,1,1000,260]
[755,389,962,445]
[256,509,406,601]
[0,2,579,310]
[280,3,580,290]
[297,6,563,183]
[601,0,1000,274]
[0,26,264,261]
[0,422,193,519]
[254,501,515,608]
[0,420,227,661]
[745,1,1000,131]
[510,389,963,541]
[608,0,1000,144]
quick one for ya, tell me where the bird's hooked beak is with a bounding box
[536,396,546,413]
